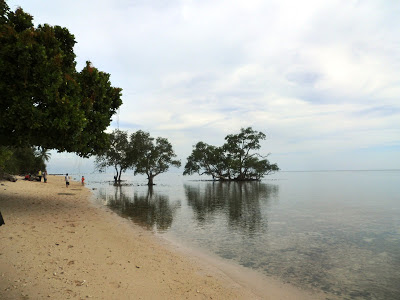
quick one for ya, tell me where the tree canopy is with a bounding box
[0,146,49,176]
[183,127,279,181]
[130,130,181,186]
[0,1,122,156]
[95,130,131,182]
[95,130,181,185]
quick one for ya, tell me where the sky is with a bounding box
[8,0,400,173]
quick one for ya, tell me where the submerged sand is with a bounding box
[0,175,327,299]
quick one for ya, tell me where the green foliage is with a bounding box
[95,130,181,185]
[0,1,122,156]
[184,127,279,181]
[183,142,227,180]
[1,146,47,175]
[0,146,13,175]
[75,62,122,156]
[38,147,51,162]
[130,131,181,185]
[95,129,130,182]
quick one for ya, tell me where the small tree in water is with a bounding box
[184,127,279,181]
[95,130,131,183]
[95,130,181,185]
[129,131,181,186]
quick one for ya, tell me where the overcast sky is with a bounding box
[8,0,400,172]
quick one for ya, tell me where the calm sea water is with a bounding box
[81,170,400,299]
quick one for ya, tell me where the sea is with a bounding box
[72,170,400,299]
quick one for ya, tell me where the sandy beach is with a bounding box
[0,175,326,299]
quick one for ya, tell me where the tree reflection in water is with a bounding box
[97,185,179,232]
[184,182,279,236]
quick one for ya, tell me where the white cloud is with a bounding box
[8,0,400,170]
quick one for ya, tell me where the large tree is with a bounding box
[183,142,228,180]
[2,146,48,175]
[0,1,122,156]
[130,131,181,186]
[184,127,279,181]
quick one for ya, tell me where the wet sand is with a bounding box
[0,175,327,299]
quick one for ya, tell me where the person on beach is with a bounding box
[38,170,42,182]
[65,173,70,188]
[81,176,85,186]
[43,171,47,183]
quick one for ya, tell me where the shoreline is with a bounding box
[0,175,327,299]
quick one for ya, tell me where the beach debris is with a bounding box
[135,265,141,269]
[75,280,86,286]
[3,174,17,182]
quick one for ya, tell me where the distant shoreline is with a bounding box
[46,169,400,176]
[281,169,400,172]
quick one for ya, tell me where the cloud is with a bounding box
[8,0,400,170]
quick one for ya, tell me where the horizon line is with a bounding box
[281,169,400,172]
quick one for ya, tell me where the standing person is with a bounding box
[65,173,70,188]
[81,176,85,186]
[38,170,42,182]
[43,170,47,183]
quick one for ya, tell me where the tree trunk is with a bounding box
[114,166,119,184]
[147,185,154,197]
[147,175,154,186]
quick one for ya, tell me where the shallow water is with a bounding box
[86,170,400,299]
